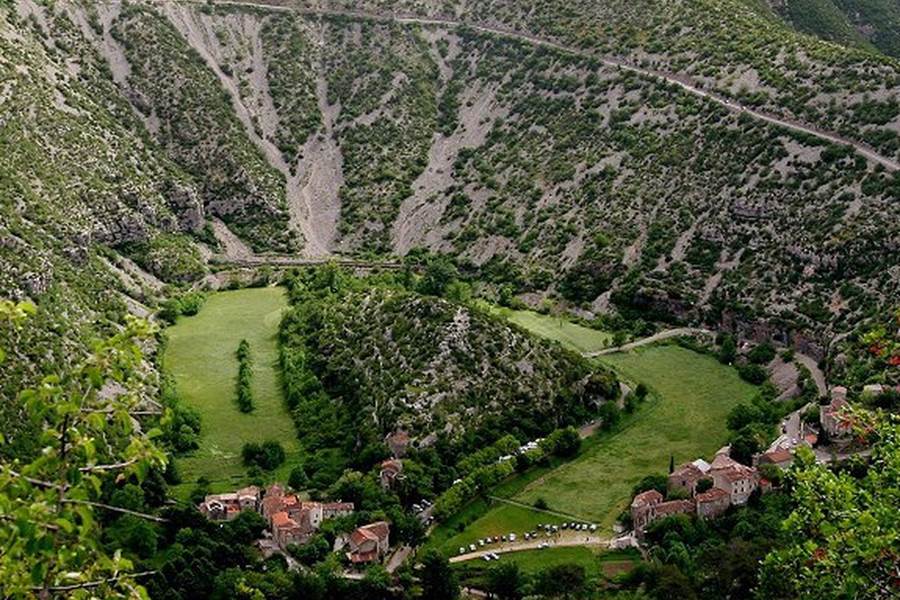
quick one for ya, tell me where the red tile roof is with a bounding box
[351,521,390,545]
[719,466,754,482]
[271,511,296,528]
[696,487,729,503]
[761,449,793,464]
[631,489,663,507]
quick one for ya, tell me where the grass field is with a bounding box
[453,547,640,584]
[483,303,614,354]
[514,345,756,526]
[436,343,757,552]
[164,287,300,496]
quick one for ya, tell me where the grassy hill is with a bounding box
[163,287,300,495]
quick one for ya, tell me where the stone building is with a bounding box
[696,487,730,519]
[346,521,391,564]
[820,386,853,439]
[202,484,354,550]
[198,486,260,521]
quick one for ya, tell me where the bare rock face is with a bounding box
[92,212,151,247]
[161,181,205,233]
[62,232,90,265]
[22,270,52,297]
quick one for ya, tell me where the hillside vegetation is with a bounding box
[3,0,900,445]
[766,0,900,58]
[279,272,620,448]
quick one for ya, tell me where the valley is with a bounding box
[431,343,756,555]
[163,287,301,495]
[2,0,899,598]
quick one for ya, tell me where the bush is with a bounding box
[737,363,767,385]
[718,334,737,364]
[597,401,621,429]
[748,343,776,365]
[242,441,285,470]
[534,497,549,510]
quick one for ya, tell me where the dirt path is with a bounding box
[585,327,713,357]
[487,495,594,522]
[181,1,900,173]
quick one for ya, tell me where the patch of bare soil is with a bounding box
[294,71,344,255]
[769,357,800,401]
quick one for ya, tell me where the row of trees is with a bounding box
[236,339,254,412]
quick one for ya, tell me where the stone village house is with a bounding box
[631,448,763,537]
[343,521,391,565]
[200,484,354,550]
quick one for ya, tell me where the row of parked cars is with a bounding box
[457,522,598,554]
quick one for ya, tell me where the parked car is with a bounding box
[459,547,465,555]
[509,533,516,542]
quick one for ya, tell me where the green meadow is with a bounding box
[483,303,614,354]
[164,287,300,496]
[453,547,640,583]
[512,345,756,526]
[435,308,757,553]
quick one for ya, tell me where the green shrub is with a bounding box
[241,441,285,470]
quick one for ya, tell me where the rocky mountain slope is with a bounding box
[279,285,619,446]
[763,0,900,58]
[2,0,900,443]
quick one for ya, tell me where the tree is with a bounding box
[695,478,713,494]
[535,563,587,598]
[288,465,309,490]
[419,549,459,600]
[444,280,472,304]
[417,256,459,297]
[553,427,582,457]
[737,363,767,385]
[241,441,285,470]
[758,414,900,599]
[0,309,167,598]
[598,401,621,430]
[747,342,776,365]
[718,334,736,364]
[632,474,668,497]
[487,562,525,600]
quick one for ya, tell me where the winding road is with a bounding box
[185,0,900,172]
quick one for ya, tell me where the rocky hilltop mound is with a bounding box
[280,283,620,447]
